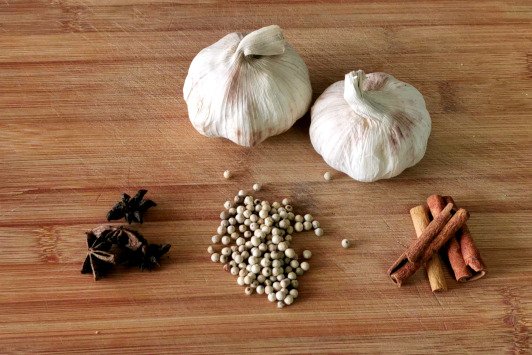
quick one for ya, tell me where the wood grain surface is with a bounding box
[1,1,531,353]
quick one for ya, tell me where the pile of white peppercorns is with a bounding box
[208,188,321,308]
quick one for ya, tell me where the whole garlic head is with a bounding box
[310,70,431,182]
[183,25,312,147]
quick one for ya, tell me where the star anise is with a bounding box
[81,229,116,280]
[106,190,156,224]
[81,226,171,280]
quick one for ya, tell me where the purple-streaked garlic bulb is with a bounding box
[310,70,431,182]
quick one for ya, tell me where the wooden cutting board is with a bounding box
[1,1,531,353]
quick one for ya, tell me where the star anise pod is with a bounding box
[81,229,116,280]
[82,226,171,280]
[106,190,156,224]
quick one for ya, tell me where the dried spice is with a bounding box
[106,190,156,224]
[81,226,171,280]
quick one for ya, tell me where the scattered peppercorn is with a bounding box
[342,239,351,248]
[324,172,332,181]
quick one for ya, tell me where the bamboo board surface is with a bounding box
[1,1,531,353]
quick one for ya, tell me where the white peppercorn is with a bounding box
[312,221,320,229]
[257,275,266,283]
[300,261,310,271]
[278,242,288,252]
[290,260,299,268]
[237,276,245,285]
[303,221,312,231]
[231,267,239,275]
[284,234,293,242]
[226,225,236,234]
[342,239,351,248]
[314,228,324,237]
[302,250,312,259]
[211,253,220,262]
[273,282,282,291]
[228,208,236,215]
[251,264,261,274]
[228,217,236,225]
[253,183,261,192]
[282,198,291,205]
[287,272,297,280]
[238,190,246,197]
[217,226,227,235]
[220,220,229,228]
[262,267,272,277]
[289,289,298,298]
[239,269,247,277]
[291,280,299,288]
[268,293,276,302]
[304,214,313,222]
[294,222,303,232]
[284,248,296,258]
[223,170,232,179]
[256,285,265,294]
[280,279,291,288]
[221,247,231,256]
[324,171,332,181]
[284,295,294,305]
[244,196,253,205]
[207,246,215,254]
[219,255,228,264]
[265,285,274,295]
[220,211,230,220]
[277,301,285,308]
[221,236,231,245]
[276,291,285,301]
[211,235,221,244]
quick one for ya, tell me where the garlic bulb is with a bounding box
[183,25,312,147]
[310,70,431,182]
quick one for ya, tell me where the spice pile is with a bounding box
[388,194,486,290]
[81,190,171,280]
[208,188,322,308]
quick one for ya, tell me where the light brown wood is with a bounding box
[1,1,531,353]
[410,205,447,292]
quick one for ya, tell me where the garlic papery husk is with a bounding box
[183,25,312,147]
[310,70,431,182]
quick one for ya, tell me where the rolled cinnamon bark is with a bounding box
[405,203,454,263]
[410,205,447,292]
[443,196,487,281]
[427,195,472,282]
[389,208,469,286]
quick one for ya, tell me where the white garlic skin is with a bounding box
[183,25,312,147]
[310,70,431,182]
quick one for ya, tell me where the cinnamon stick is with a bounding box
[389,208,469,286]
[410,205,447,292]
[427,195,472,282]
[405,203,454,263]
[443,196,487,280]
